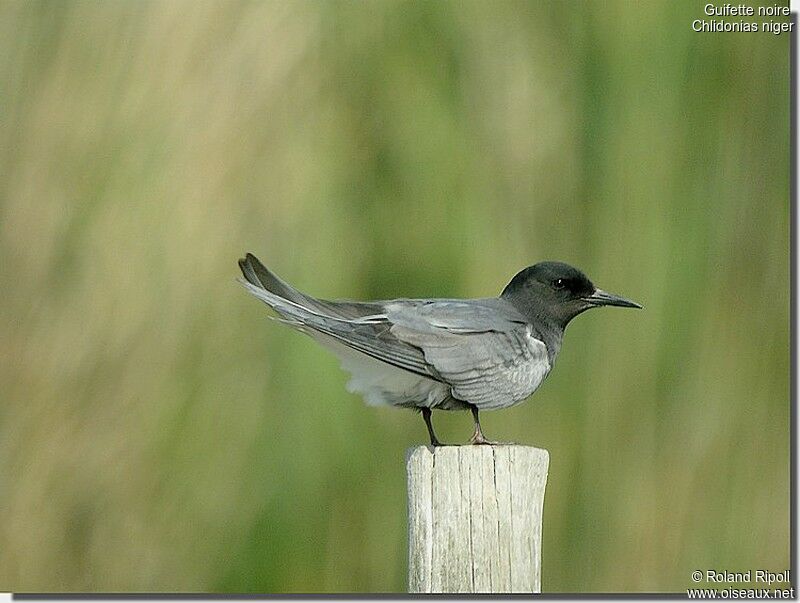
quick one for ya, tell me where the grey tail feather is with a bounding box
[238,253,305,303]
[238,252,343,317]
[238,253,392,322]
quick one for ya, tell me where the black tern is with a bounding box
[238,253,641,446]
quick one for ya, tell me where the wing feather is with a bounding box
[238,260,433,378]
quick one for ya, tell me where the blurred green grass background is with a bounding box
[0,0,790,593]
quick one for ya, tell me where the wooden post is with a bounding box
[406,445,549,593]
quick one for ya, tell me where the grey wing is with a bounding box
[386,300,551,410]
[238,254,433,378]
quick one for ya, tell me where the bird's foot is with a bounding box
[468,431,502,446]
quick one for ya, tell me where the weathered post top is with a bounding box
[406,445,549,594]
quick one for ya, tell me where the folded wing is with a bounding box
[385,300,551,410]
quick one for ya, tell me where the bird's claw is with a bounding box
[468,427,517,445]
[469,432,502,446]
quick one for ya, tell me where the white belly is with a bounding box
[309,332,450,408]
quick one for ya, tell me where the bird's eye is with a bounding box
[553,278,566,290]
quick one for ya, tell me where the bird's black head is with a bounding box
[501,261,641,327]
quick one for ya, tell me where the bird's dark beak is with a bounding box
[585,288,642,309]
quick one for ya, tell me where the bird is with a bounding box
[238,253,641,446]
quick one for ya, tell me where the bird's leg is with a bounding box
[468,406,499,445]
[422,407,442,447]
